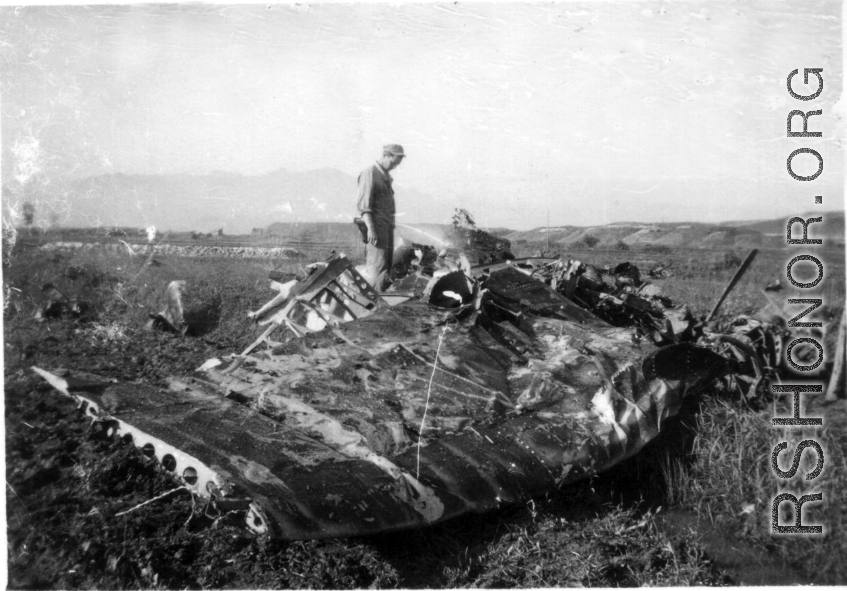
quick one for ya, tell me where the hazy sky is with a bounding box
[1,0,844,229]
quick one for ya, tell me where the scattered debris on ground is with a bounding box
[6,224,845,587]
[35,282,92,322]
[146,280,188,335]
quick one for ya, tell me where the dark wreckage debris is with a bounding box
[35,282,92,321]
[146,280,188,335]
[33,241,748,540]
[521,250,792,405]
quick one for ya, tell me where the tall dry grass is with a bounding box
[660,395,847,583]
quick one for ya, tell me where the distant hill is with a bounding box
[503,211,844,251]
[261,212,845,254]
[46,168,452,235]
[724,210,844,241]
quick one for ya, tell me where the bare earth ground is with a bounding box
[4,237,846,588]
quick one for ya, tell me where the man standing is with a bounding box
[356,144,405,292]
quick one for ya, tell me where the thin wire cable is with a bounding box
[416,326,449,479]
[115,486,190,517]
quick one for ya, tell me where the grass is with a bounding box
[457,504,725,587]
[3,244,303,352]
[3,235,846,587]
[361,477,729,587]
[658,395,847,584]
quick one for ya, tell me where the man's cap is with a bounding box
[383,144,405,157]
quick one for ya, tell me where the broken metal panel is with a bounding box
[391,343,726,511]
[33,366,463,539]
[384,272,436,307]
[467,257,561,278]
[250,254,382,330]
[483,266,600,324]
[249,278,298,319]
[202,303,514,448]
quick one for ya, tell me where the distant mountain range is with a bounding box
[48,168,451,234]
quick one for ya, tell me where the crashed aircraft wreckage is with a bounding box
[33,241,733,539]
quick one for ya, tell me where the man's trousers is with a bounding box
[365,227,394,293]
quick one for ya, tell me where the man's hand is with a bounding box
[363,213,378,246]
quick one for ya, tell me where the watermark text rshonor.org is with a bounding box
[770,67,828,535]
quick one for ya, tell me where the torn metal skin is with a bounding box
[32,252,731,540]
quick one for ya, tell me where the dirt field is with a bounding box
[4,236,846,588]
